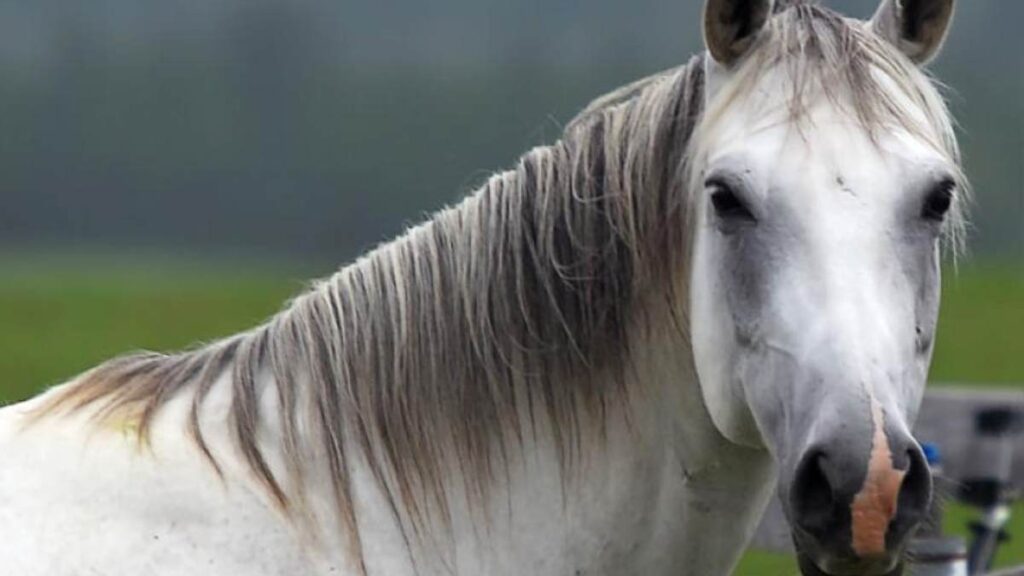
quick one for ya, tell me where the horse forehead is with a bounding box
[776,131,892,206]
[714,113,940,204]
[707,76,944,181]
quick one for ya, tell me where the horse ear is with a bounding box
[703,0,775,67]
[871,0,955,64]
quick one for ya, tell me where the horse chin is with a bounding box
[796,550,904,576]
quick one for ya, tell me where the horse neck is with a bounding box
[343,319,775,575]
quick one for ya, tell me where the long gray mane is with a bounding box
[43,53,706,569]
[37,1,966,572]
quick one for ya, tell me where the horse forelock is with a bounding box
[773,0,818,14]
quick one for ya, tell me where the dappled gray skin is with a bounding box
[692,0,960,574]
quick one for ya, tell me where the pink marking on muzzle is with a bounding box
[850,399,906,557]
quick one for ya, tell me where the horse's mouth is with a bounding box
[796,547,904,576]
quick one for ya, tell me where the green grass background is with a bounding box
[0,255,1020,574]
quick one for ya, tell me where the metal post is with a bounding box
[959,408,1023,575]
[909,442,970,576]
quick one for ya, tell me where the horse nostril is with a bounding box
[891,445,933,542]
[789,439,934,557]
[791,451,837,537]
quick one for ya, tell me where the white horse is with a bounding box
[0,1,965,574]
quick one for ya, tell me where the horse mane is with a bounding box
[38,54,707,570]
[34,3,967,572]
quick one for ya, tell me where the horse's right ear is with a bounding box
[871,0,955,65]
[704,0,775,67]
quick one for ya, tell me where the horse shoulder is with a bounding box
[0,390,342,576]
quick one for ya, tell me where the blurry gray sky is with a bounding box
[0,0,1020,262]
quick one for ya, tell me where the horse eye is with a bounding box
[709,181,756,223]
[922,178,955,221]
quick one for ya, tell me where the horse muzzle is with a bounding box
[784,403,933,576]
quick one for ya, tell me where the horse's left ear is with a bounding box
[871,0,955,65]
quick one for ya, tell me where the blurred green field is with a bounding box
[0,256,1020,574]
[0,255,307,402]
[1,257,1020,402]
[930,264,1024,385]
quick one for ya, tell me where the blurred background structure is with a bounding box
[0,1,1020,573]
[0,0,1020,261]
